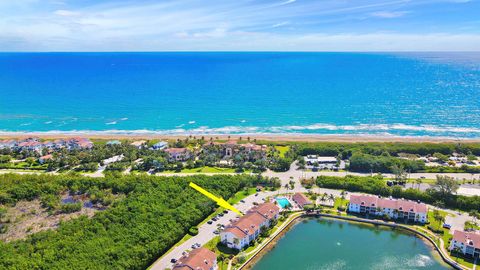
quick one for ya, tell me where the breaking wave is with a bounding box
[1,123,480,137]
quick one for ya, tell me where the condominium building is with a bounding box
[220,202,280,250]
[348,194,428,223]
[449,230,480,258]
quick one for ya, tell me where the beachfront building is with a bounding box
[220,202,280,250]
[164,148,191,162]
[151,141,168,150]
[106,140,121,146]
[202,140,267,160]
[172,247,217,270]
[0,140,17,149]
[348,194,428,223]
[449,230,480,258]
[304,155,344,170]
[130,140,146,149]
[292,192,313,209]
[66,138,94,150]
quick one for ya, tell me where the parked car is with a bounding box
[223,210,229,214]
[443,223,452,229]
[191,244,197,249]
[240,200,245,203]
[255,193,258,197]
[207,220,213,225]
[212,217,218,221]
[218,213,224,217]
[170,258,177,263]
[213,230,220,234]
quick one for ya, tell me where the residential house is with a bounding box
[151,141,168,150]
[348,194,428,223]
[164,148,191,162]
[38,154,53,164]
[292,192,313,208]
[106,140,121,146]
[130,140,146,149]
[0,140,17,149]
[67,138,93,150]
[220,202,279,250]
[173,247,217,270]
[449,230,480,258]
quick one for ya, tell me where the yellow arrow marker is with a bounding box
[189,182,243,216]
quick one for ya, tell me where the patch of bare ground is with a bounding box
[0,199,97,242]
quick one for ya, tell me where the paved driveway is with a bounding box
[150,190,276,270]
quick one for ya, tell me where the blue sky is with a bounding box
[1,0,479,51]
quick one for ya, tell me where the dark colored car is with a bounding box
[170,258,177,263]
[207,220,213,224]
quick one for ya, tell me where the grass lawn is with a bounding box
[333,197,349,209]
[274,146,289,158]
[228,187,257,205]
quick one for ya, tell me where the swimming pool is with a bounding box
[275,197,291,208]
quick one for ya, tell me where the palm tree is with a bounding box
[453,246,462,262]
[415,178,423,190]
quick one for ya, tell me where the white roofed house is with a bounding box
[220,202,279,250]
[449,230,480,258]
[348,194,428,223]
[150,141,168,150]
[304,155,344,170]
[130,140,146,149]
[106,140,121,146]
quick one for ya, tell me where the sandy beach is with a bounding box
[1,132,479,143]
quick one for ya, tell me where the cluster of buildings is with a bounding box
[0,137,93,153]
[348,194,428,223]
[172,247,217,270]
[203,140,267,160]
[220,202,280,250]
[304,155,345,170]
[449,230,480,258]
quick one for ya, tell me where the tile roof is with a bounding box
[173,247,216,270]
[292,193,312,207]
[223,202,280,239]
[165,148,188,154]
[453,230,480,249]
[349,194,427,214]
[248,202,280,219]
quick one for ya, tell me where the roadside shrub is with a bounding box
[188,226,199,236]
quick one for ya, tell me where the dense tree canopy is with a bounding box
[0,173,271,269]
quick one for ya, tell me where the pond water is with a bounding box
[252,218,451,270]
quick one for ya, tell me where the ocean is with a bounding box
[1,52,479,138]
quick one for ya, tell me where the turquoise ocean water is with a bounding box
[1,52,479,137]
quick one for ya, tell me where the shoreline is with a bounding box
[240,214,462,270]
[1,132,480,143]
